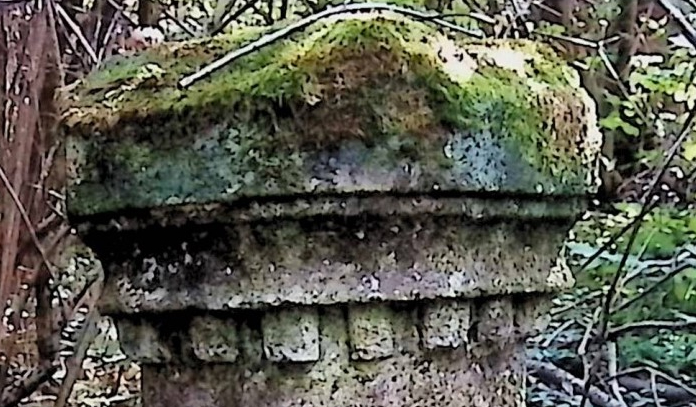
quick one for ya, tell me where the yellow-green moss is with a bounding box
[64,13,601,216]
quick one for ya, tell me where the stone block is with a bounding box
[189,315,239,362]
[348,304,395,361]
[421,299,471,349]
[261,307,319,362]
[116,318,171,364]
[514,295,553,337]
[476,298,514,345]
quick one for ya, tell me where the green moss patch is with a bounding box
[64,12,601,216]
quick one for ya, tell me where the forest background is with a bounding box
[1,0,695,406]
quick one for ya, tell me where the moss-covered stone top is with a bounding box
[63,12,602,217]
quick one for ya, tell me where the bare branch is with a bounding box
[580,105,696,407]
[656,0,696,49]
[0,361,58,407]
[56,3,99,64]
[651,372,664,407]
[163,9,197,38]
[180,2,483,89]
[607,342,629,407]
[210,0,264,36]
[608,318,696,339]
[527,360,624,407]
[0,165,55,277]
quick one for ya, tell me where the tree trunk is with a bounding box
[0,0,64,403]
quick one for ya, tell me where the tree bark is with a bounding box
[0,0,63,401]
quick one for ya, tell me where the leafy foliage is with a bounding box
[6,0,696,406]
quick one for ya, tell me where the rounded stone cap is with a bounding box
[63,12,602,218]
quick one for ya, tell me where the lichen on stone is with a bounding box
[63,11,602,216]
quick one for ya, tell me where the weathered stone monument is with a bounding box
[64,11,602,407]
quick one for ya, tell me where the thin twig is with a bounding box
[615,258,696,312]
[97,13,120,65]
[651,372,664,407]
[580,106,696,407]
[531,0,561,17]
[577,203,657,272]
[163,9,197,37]
[56,3,99,64]
[550,291,603,316]
[656,0,696,49]
[0,165,55,276]
[179,2,483,89]
[541,320,575,347]
[105,0,138,26]
[608,342,629,407]
[578,308,600,356]
[608,318,696,339]
[620,248,693,284]
[596,42,650,124]
[210,0,263,36]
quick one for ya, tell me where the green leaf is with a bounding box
[684,141,696,161]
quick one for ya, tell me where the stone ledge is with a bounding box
[72,194,586,233]
[117,296,547,365]
[96,216,574,314]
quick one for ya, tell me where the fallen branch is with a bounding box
[607,365,696,404]
[0,361,58,407]
[581,105,696,406]
[608,318,696,339]
[618,376,696,404]
[178,1,483,89]
[527,360,624,407]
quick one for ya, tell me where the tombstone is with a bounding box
[64,12,602,407]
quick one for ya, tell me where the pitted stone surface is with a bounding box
[262,307,320,362]
[64,14,602,218]
[140,307,525,407]
[348,304,395,361]
[514,295,553,337]
[116,319,171,364]
[65,11,600,407]
[421,299,471,349]
[476,298,514,346]
[95,213,574,314]
[189,315,239,362]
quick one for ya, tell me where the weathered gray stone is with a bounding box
[514,295,554,338]
[476,298,515,345]
[189,315,239,362]
[116,319,171,364]
[64,11,601,407]
[262,307,320,362]
[421,299,471,349]
[140,307,526,407]
[348,304,395,361]
[94,209,575,315]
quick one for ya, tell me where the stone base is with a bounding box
[130,304,527,407]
